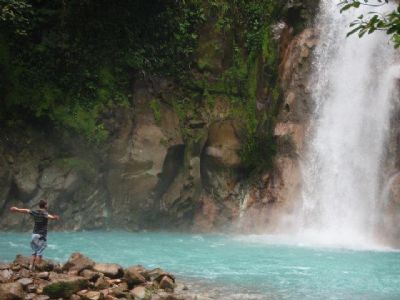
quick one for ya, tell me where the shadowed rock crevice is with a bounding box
[152,144,185,200]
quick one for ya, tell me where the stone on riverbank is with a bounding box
[0,282,24,300]
[1,252,204,300]
[93,263,123,278]
[63,252,95,273]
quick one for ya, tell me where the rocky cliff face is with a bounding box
[237,25,318,233]
[0,1,320,232]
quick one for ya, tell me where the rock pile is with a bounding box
[0,253,190,300]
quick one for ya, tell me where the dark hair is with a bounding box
[39,200,47,209]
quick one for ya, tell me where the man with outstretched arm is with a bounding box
[9,199,59,270]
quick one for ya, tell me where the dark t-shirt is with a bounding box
[29,209,48,239]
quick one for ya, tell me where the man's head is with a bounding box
[39,200,47,209]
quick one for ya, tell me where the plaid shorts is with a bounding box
[30,234,47,256]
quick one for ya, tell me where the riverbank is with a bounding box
[0,252,207,300]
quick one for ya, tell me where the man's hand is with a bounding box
[10,207,18,212]
[48,214,60,220]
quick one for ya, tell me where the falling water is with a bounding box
[298,0,399,247]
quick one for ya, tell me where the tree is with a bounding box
[340,0,400,48]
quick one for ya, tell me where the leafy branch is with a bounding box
[339,0,400,48]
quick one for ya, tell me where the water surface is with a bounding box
[1,231,400,299]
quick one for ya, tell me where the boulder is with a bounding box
[69,295,81,300]
[36,260,56,272]
[43,274,88,298]
[13,255,31,268]
[94,276,109,289]
[93,263,123,279]
[130,286,148,299]
[17,277,32,287]
[0,282,25,300]
[81,269,100,281]
[154,273,175,284]
[0,269,13,282]
[124,266,148,287]
[110,282,129,297]
[63,253,95,273]
[159,276,175,291]
[18,268,30,278]
[147,268,165,281]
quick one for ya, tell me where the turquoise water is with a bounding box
[1,231,400,299]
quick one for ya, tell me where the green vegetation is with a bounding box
[1,0,298,174]
[43,280,88,298]
[179,0,285,173]
[150,99,162,124]
[0,0,205,142]
[340,0,400,48]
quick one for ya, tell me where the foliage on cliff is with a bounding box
[0,0,204,141]
[0,0,305,173]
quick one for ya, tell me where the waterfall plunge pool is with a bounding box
[1,231,400,299]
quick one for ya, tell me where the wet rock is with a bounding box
[93,263,123,279]
[159,276,175,291]
[63,253,95,273]
[0,282,25,300]
[124,266,148,287]
[154,273,175,284]
[147,268,165,281]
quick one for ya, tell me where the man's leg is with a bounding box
[35,240,47,268]
[30,234,41,271]
[30,254,36,270]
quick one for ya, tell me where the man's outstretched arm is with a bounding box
[48,214,60,221]
[10,207,30,214]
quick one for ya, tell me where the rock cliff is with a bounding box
[0,1,320,232]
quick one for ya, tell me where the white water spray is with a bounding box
[297,0,399,248]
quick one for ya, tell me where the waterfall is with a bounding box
[297,0,399,247]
